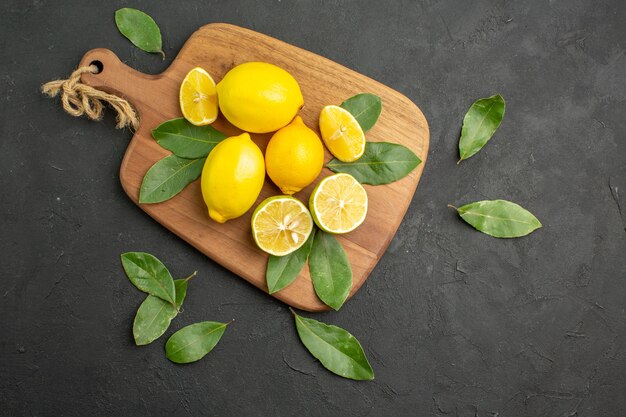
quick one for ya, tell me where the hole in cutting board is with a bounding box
[89,60,103,74]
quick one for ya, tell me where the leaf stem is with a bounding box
[183,271,197,282]
[225,318,235,326]
[288,307,298,316]
[447,204,459,210]
[158,50,165,60]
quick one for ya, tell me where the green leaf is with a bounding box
[165,321,231,364]
[132,275,194,346]
[266,230,316,294]
[174,277,190,309]
[152,118,226,159]
[115,8,164,58]
[120,252,176,306]
[139,155,205,204]
[458,94,505,162]
[133,295,178,346]
[452,200,542,238]
[292,311,374,380]
[327,142,421,185]
[340,93,382,132]
[308,231,352,311]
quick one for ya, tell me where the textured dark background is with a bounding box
[1,0,625,416]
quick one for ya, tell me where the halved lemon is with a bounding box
[309,173,368,234]
[179,67,218,126]
[319,105,366,162]
[252,196,314,256]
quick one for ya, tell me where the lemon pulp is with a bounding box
[252,196,313,256]
[318,105,366,162]
[179,67,218,126]
[309,173,368,234]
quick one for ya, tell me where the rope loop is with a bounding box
[42,65,139,130]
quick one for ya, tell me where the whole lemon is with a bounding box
[201,133,265,223]
[265,116,325,195]
[216,62,304,133]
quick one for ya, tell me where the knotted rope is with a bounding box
[41,65,139,130]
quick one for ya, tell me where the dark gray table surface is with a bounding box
[1,1,625,416]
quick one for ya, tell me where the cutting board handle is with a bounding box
[77,48,182,120]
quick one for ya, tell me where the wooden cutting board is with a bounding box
[77,23,429,312]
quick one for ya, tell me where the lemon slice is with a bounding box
[309,173,368,234]
[252,196,314,256]
[319,105,366,162]
[179,67,218,126]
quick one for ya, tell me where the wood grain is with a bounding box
[77,23,429,311]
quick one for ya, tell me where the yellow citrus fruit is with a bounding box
[309,173,368,234]
[200,133,265,223]
[265,116,325,195]
[216,62,304,133]
[251,196,313,256]
[179,67,218,126]
[318,105,366,162]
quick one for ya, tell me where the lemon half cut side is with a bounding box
[309,173,368,234]
[179,67,218,126]
[252,196,314,256]
[319,105,366,162]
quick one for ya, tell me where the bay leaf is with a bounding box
[115,8,164,58]
[174,276,192,309]
[452,199,542,238]
[152,118,226,159]
[340,93,382,132]
[458,94,505,162]
[308,231,352,311]
[132,275,195,346]
[292,311,374,380]
[165,321,231,364]
[133,295,177,346]
[327,142,421,185]
[266,230,316,294]
[139,155,205,204]
[120,252,176,306]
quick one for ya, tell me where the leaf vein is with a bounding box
[328,159,417,167]
[144,158,201,198]
[296,316,366,372]
[461,211,536,224]
[168,325,225,357]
